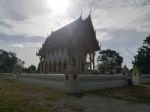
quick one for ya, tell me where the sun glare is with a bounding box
[46,0,69,15]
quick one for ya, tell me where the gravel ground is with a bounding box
[52,95,150,112]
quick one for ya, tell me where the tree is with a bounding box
[133,35,150,73]
[14,59,24,73]
[0,49,20,73]
[23,65,36,73]
[97,49,123,74]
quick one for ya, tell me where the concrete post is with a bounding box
[64,64,78,93]
[132,67,140,85]
[132,72,140,85]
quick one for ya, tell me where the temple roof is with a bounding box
[38,14,100,56]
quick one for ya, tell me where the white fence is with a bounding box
[0,73,150,93]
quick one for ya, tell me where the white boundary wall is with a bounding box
[64,74,128,93]
[77,74,127,92]
[0,73,65,91]
[140,74,150,84]
[0,73,150,93]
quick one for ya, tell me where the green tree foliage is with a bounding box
[133,35,150,73]
[97,49,123,74]
[23,65,36,73]
[0,49,19,73]
[0,49,17,72]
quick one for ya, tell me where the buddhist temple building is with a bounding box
[37,14,100,74]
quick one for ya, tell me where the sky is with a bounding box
[0,0,150,68]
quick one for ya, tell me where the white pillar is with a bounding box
[132,67,141,85]
[89,53,92,71]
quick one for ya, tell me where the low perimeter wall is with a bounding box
[0,73,65,91]
[67,74,127,92]
[0,73,150,93]
[141,74,150,84]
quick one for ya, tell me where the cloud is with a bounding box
[0,0,150,68]
[0,33,44,45]
[10,43,42,48]
[99,28,149,68]
[0,33,43,67]
[100,29,149,47]
[0,20,12,29]
[10,44,24,48]
[0,0,50,21]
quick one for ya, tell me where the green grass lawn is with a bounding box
[86,84,150,104]
[0,79,65,112]
[0,79,150,112]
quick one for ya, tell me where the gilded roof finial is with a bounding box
[89,8,92,16]
[79,10,83,19]
[90,9,92,14]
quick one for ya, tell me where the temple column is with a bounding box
[84,54,87,72]
[40,59,42,73]
[51,61,53,73]
[49,60,52,73]
[67,57,69,70]
[56,61,58,73]
[61,60,63,73]
[40,61,42,73]
[47,60,49,73]
[89,53,92,71]
[79,52,81,73]
[45,62,47,73]
[81,52,84,73]
[93,52,95,70]
[59,61,62,73]
[43,60,46,73]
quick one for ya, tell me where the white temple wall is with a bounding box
[1,73,150,93]
[140,74,150,84]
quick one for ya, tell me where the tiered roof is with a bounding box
[38,15,100,56]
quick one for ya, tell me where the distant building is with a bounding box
[37,14,100,73]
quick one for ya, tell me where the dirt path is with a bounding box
[52,96,150,112]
